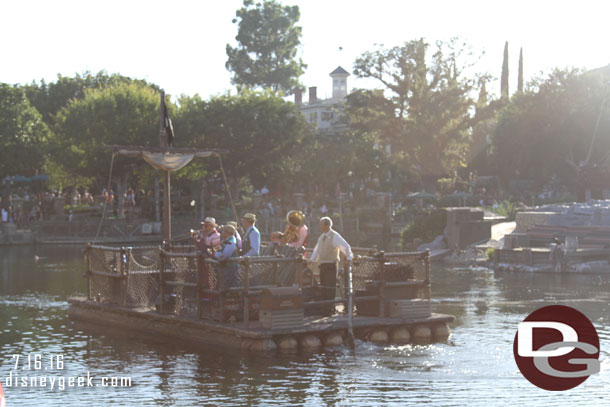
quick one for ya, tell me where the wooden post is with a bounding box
[196,252,203,319]
[346,259,355,348]
[378,251,386,317]
[119,247,126,306]
[154,177,160,222]
[159,249,165,314]
[341,256,349,310]
[85,244,91,301]
[159,90,171,242]
[218,260,225,323]
[297,258,303,289]
[123,247,132,306]
[338,193,344,233]
[163,171,171,241]
[243,259,250,328]
[159,90,167,148]
[424,249,431,300]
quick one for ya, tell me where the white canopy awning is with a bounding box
[141,152,195,172]
[108,145,222,172]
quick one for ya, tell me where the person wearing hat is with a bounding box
[214,224,240,288]
[227,220,242,251]
[240,213,260,257]
[193,217,221,254]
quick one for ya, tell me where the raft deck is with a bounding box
[71,244,454,350]
[69,297,453,338]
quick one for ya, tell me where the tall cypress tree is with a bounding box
[501,41,509,99]
[477,81,488,107]
[517,47,524,93]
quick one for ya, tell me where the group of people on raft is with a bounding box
[191,212,353,311]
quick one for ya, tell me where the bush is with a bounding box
[486,247,495,260]
[437,177,454,194]
[400,209,447,247]
[487,200,516,220]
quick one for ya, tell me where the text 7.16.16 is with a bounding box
[10,354,64,371]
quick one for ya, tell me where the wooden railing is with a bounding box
[84,244,431,328]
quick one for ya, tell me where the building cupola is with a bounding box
[330,66,350,100]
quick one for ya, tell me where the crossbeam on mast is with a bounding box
[104,145,227,156]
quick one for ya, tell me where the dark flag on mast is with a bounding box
[162,93,175,147]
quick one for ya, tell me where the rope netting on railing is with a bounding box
[384,252,428,282]
[125,247,160,307]
[86,245,162,308]
[85,244,430,322]
[161,252,199,318]
[87,246,124,305]
[303,249,430,301]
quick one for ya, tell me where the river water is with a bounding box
[1,245,609,406]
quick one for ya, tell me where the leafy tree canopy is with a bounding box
[226,0,306,94]
[492,68,610,186]
[24,71,159,125]
[175,89,312,192]
[350,38,493,179]
[0,83,52,177]
[53,82,165,190]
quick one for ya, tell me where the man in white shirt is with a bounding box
[308,217,353,315]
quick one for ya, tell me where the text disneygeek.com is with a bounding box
[4,371,132,390]
[3,353,132,391]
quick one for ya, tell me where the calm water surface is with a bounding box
[1,246,610,406]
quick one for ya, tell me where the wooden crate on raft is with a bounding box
[259,287,304,330]
[388,299,431,319]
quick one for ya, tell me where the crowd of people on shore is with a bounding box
[0,187,161,226]
[1,191,51,227]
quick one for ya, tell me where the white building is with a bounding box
[295,66,350,133]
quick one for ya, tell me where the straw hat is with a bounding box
[223,224,236,235]
[227,221,238,229]
[201,217,216,226]
[242,213,256,222]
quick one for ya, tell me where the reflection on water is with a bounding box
[1,246,610,406]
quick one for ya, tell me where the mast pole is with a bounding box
[159,90,171,242]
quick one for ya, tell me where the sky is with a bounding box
[1,0,609,102]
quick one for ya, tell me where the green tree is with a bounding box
[297,126,383,197]
[226,0,306,94]
[469,81,499,174]
[501,41,509,99]
[517,47,524,93]
[492,68,610,187]
[351,38,493,179]
[342,88,407,187]
[24,71,158,126]
[53,82,163,192]
[0,84,52,177]
[175,89,312,193]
